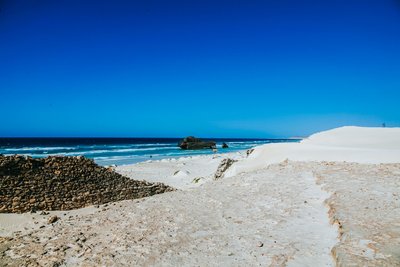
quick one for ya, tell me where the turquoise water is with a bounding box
[0,138,300,166]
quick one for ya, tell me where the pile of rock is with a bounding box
[0,155,174,213]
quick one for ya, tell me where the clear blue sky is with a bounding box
[1,0,399,138]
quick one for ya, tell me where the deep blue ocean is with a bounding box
[0,138,300,166]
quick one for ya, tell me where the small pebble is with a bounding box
[48,215,59,224]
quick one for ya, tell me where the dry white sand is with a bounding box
[1,126,399,266]
[116,152,247,190]
[225,126,400,178]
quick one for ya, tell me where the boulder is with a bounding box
[178,136,216,150]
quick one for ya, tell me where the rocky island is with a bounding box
[178,136,216,150]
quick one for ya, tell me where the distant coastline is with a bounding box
[0,137,300,166]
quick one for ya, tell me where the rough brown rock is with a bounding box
[214,158,237,180]
[0,155,175,213]
[178,136,216,150]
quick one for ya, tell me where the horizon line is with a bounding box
[0,136,303,140]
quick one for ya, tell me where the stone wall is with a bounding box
[0,155,174,213]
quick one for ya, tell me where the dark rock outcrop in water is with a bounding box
[222,143,229,149]
[178,136,216,150]
[0,155,175,213]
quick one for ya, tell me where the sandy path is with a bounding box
[315,162,400,266]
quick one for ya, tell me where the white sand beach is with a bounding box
[1,126,400,266]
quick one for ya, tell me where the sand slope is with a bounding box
[116,152,246,190]
[225,126,400,177]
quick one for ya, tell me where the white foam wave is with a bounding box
[1,146,178,155]
[2,146,75,151]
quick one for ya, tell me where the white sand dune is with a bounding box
[1,126,399,266]
[225,126,400,177]
[303,126,400,149]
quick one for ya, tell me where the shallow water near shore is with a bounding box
[0,137,299,166]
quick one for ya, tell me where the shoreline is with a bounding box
[113,149,245,166]
[0,138,289,167]
[1,126,400,266]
